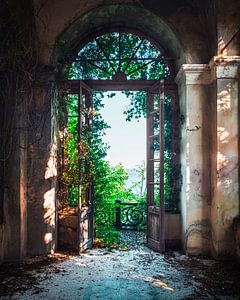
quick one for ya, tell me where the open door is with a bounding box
[146,80,165,253]
[78,81,94,253]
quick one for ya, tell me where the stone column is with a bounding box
[176,65,212,255]
[211,56,240,257]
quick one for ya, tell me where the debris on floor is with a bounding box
[0,231,239,299]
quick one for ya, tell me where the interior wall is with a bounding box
[217,0,240,56]
[27,81,58,256]
[178,73,187,247]
[34,1,216,66]
[176,65,213,255]
[1,90,28,260]
[211,58,240,258]
[29,0,240,259]
[0,0,239,261]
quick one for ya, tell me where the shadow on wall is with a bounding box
[27,86,58,257]
[213,80,239,255]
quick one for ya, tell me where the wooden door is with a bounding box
[146,81,165,253]
[78,81,94,253]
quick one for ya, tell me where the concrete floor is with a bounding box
[1,232,240,300]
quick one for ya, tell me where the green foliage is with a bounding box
[95,224,121,248]
[61,31,180,246]
[69,32,169,81]
[123,91,147,121]
[62,91,143,247]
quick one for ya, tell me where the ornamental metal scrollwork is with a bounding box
[115,200,146,229]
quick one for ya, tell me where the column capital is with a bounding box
[209,56,240,79]
[211,56,240,66]
[175,64,211,87]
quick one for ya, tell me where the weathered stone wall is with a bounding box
[176,65,212,255]
[0,225,3,261]
[27,80,58,256]
[1,90,28,260]
[33,0,219,66]
[176,56,239,258]
[217,0,240,56]
[0,0,239,261]
[210,57,240,258]
[58,208,78,250]
[165,213,181,248]
[234,217,240,262]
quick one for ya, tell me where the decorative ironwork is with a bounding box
[71,31,169,81]
[115,200,146,229]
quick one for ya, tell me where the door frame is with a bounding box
[61,78,177,253]
[77,81,94,253]
[146,81,165,252]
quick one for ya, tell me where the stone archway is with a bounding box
[0,0,239,263]
[53,5,185,68]
[57,28,182,253]
[54,5,186,253]
[1,1,236,261]
[51,4,239,257]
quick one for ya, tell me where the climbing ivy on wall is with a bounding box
[0,0,38,159]
[0,0,39,223]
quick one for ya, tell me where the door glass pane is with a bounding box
[154,161,160,205]
[65,94,79,207]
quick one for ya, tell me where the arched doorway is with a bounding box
[57,30,181,253]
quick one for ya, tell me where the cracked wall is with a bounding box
[0,0,239,261]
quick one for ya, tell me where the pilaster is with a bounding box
[210,56,240,257]
[176,64,212,254]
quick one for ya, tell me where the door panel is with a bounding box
[78,81,93,253]
[146,81,165,253]
[79,207,93,251]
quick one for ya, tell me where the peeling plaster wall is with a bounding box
[31,0,238,259]
[50,4,185,74]
[34,0,142,64]
[1,93,28,260]
[176,65,212,255]
[0,225,3,261]
[58,208,78,250]
[33,1,216,66]
[27,82,57,256]
[177,57,239,258]
[178,75,187,245]
[0,0,239,261]
[234,217,240,262]
[211,59,240,257]
[217,0,240,56]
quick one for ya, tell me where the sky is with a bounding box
[100,92,146,169]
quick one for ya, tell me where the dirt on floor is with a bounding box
[0,231,240,300]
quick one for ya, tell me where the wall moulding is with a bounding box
[175,64,211,89]
[209,56,240,80]
[176,56,240,87]
[212,56,240,66]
